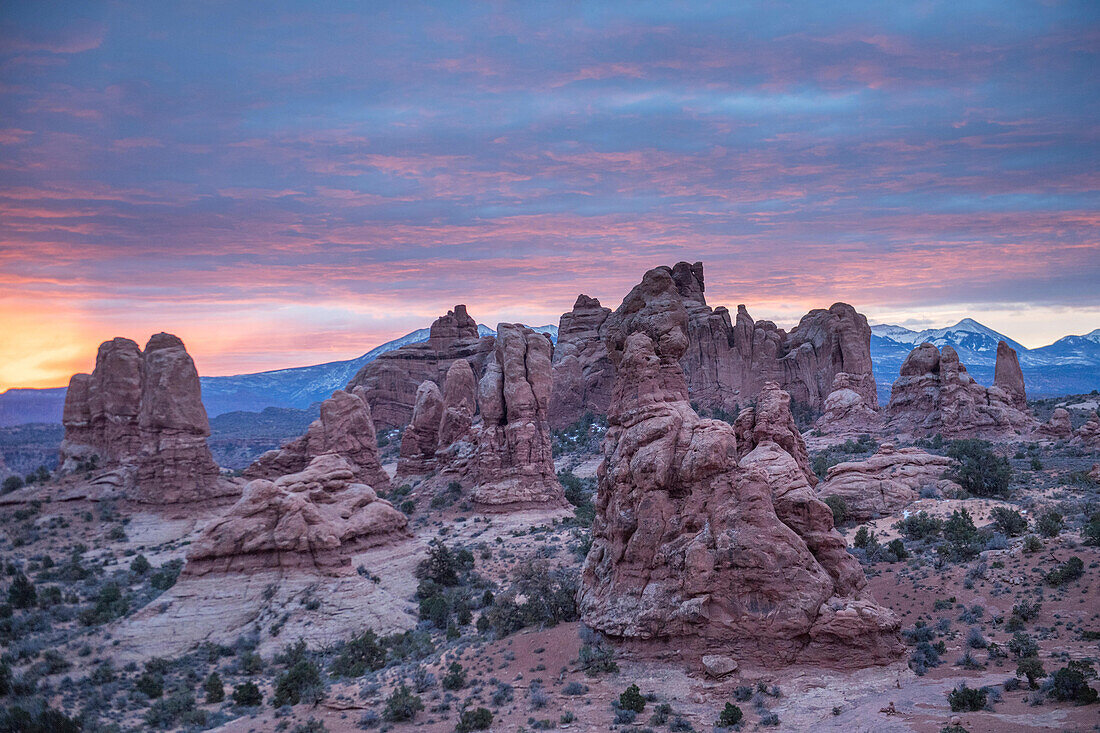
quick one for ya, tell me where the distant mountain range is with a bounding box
[0,324,558,427]
[0,318,1095,427]
[870,320,1100,404]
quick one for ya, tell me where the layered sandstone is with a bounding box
[816,445,958,520]
[347,305,492,430]
[548,262,878,425]
[578,266,901,668]
[186,454,409,576]
[245,388,391,492]
[60,334,226,504]
[1035,408,1073,440]
[811,372,883,439]
[548,295,613,428]
[885,342,1034,439]
[994,341,1027,409]
[396,381,445,475]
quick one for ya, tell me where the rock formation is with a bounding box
[186,454,409,576]
[1035,408,1073,440]
[994,341,1027,409]
[245,388,391,492]
[885,342,1034,439]
[347,305,492,430]
[816,445,958,520]
[437,359,478,447]
[1071,413,1100,451]
[548,295,613,428]
[397,381,445,475]
[578,266,901,668]
[1090,463,1100,484]
[810,372,883,441]
[60,334,227,504]
[548,262,878,427]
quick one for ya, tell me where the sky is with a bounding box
[1,1,1098,389]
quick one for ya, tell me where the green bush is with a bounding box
[853,526,875,549]
[383,683,423,721]
[991,507,1028,537]
[136,670,164,699]
[1045,556,1084,587]
[331,630,386,677]
[441,662,466,690]
[823,496,848,525]
[1083,513,1100,546]
[945,440,1011,498]
[273,659,323,707]
[717,702,743,726]
[1008,632,1039,660]
[1023,534,1042,553]
[130,554,151,575]
[947,683,987,712]
[416,540,473,586]
[888,538,908,560]
[7,573,36,609]
[895,511,943,541]
[619,684,646,713]
[232,681,263,707]
[79,582,129,625]
[456,707,493,732]
[938,508,983,561]
[1016,657,1045,689]
[204,672,224,703]
[1036,510,1064,538]
[1048,663,1099,704]
[1,476,23,494]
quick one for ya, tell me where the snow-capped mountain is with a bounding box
[870,320,1100,402]
[0,323,560,427]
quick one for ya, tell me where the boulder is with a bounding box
[1071,414,1100,451]
[186,454,409,576]
[245,388,391,492]
[1035,408,1073,440]
[60,333,227,504]
[347,305,492,430]
[578,266,901,668]
[702,654,738,678]
[885,342,1034,440]
[816,445,958,520]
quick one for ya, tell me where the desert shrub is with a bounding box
[1036,510,1064,538]
[273,659,324,707]
[482,562,577,636]
[1045,556,1084,587]
[1023,534,1042,553]
[823,496,848,525]
[619,683,646,713]
[947,683,988,712]
[130,554,151,575]
[909,641,942,676]
[717,702,743,726]
[945,440,1011,498]
[1,476,24,493]
[383,683,422,721]
[853,526,875,549]
[145,692,202,729]
[1016,657,1045,689]
[233,681,263,707]
[0,701,81,732]
[528,680,550,709]
[7,573,36,609]
[1083,513,1100,546]
[456,707,493,732]
[966,627,988,649]
[614,709,637,724]
[441,662,466,690]
[79,582,129,625]
[895,511,943,541]
[563,681,587,696]
[939,508,982,561]
[1008,632,1039,660]
[331,630,386,677]
[415,539,473,587]
[991,507,1028,537]
[888,538,908,560]
[1012,599,1042,623]
[136,670,165,699]
[1048,662,1099,704]
[204,671,224,703]
[578,639,618,676]
[956,651,984,670]
[150,559,183,590]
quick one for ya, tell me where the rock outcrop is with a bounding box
[548,295,613,428]
[1071,414,1100,451]
[393,324,566,511]
[994,341,1027,409]
[60,334,227,504]
[186,454,409,576]
[885,342,1034,439]
[245,388,391,492]
[811,372,883,440]
[578,266,901,668]
[816,445,958,520]
[347,305,492,430]
[1035,408,1073,440]
[548,262,878,426]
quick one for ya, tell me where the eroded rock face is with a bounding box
[548,262,878,425]
[467,323,565,510]
[186,454,409,576]
[549,295,613,429]
[994,341,1027,409]
[397,381,445,475]
[347,305,491,430]
[245,388,391,492]
[812,371,883,439]
[885,342,1034,439]
[578,266,901,668]
[1071,414,1100,451]
[60,334,225,504]
[1036,408,1073,440]
[816,445,958,521]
